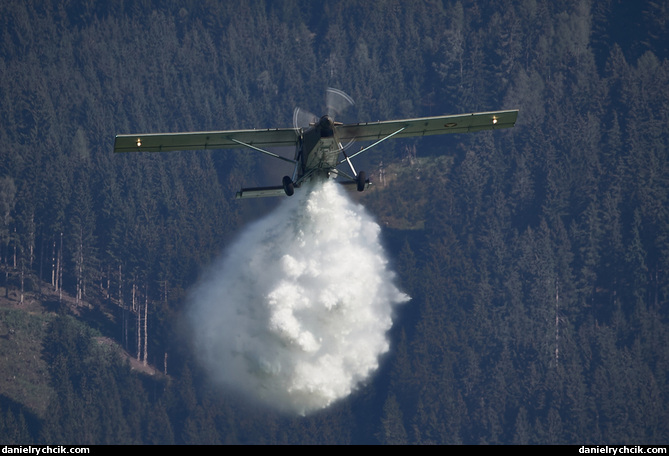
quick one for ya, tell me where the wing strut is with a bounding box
[338,126,407,165]
[341,147,358,177]
[229,138,297,164]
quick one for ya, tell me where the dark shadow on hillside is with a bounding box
[0,394,42,443]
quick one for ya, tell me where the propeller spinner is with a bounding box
[292,87,355,131]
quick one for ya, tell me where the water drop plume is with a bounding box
[187,180,409,415]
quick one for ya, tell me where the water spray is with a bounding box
[188,180,409,415]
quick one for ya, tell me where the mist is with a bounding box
[187,180,409,415]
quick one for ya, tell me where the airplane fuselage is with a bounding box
[297,115,342,183]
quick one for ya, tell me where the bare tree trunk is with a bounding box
[379,161,386,187]
[118,265,123,307]
[51,237,56,288]
[12,227,17,269]
[105,265,110,300]
[76,230,82,304]
[28,213,35,271]
[58,232,63,303]
[39,236,44,293]
[143,286,148,366]
[3,243,7,299]
[554,279,559,368]
[134,282,140,362]
[20,259,24,304]
[132,278,136,312]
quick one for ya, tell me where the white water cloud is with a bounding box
[187,180,409,415]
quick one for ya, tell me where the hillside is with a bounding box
[0,292,52,418]
[0,283,162,418]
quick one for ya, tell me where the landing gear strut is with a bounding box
[282,176,294,196]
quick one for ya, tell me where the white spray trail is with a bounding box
[187,180,409,415]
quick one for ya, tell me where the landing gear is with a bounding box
[356,171,367,192]
[282,176,294,196]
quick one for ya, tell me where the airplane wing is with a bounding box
[114,110,517,153]
[336,109,518,143]
[114,128,299,153]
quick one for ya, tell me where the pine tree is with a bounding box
[377,393,407,444]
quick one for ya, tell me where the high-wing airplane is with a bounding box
[114,89,518,199]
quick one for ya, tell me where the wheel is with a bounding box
[356,171,366,192]
[282,176,294,196]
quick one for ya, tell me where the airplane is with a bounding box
[114,88,518,199]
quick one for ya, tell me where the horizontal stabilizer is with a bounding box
[235,186,288,199]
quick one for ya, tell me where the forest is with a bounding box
[0,0,667,444]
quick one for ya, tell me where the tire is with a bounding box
[356,171,366,192]
[282,176,294,196]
